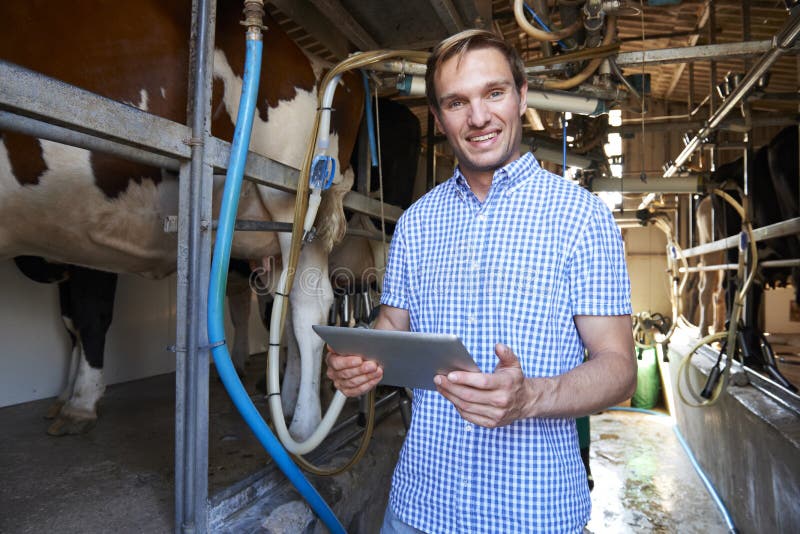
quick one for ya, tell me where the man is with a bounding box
[326,29,636,533]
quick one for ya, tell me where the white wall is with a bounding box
[0,260,267,408]
[763,285,800,334]
[622,225,671,317]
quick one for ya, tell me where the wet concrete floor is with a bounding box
[1,369,729,533]
[586,409,728,534]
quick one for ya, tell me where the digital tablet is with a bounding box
[313,325,480,390]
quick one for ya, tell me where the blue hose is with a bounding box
[607,407,737,533]
[522,2,568,49]
[361,71,379,168]
[207,36,346,534]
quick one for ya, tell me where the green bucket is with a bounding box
[632,346,661,409]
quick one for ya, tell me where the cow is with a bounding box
[693,126,799,390]
[0,1,363,439]
[696,126,800,334]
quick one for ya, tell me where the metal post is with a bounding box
[741,0,753,326]
[175,0,215,532]
[709,0,717,172]
[689,194,694,248]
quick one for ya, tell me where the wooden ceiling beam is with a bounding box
[267,0,351,59]
[665,0,712,99]
[307,0,380,50]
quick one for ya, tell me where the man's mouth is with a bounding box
[468,131,498,142]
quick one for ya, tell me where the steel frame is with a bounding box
[680,217,800,258]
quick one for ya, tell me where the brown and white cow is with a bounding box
[0,1,363,439]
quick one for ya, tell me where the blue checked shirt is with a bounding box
[380,152,631,533]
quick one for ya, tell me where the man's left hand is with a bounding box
[434,343,533,428]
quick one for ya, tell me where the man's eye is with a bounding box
[489,90,504,99]
[447,100,464,109]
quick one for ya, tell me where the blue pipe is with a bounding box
[523,2,569,49]
[207,36,346,534]
[607,407,737,533]
[361,71,379,168]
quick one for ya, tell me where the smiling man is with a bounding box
[326,29,636,533]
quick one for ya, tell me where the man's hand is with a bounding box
[325,346,383,397]
[324,304,409,397]
[434,343,534,428]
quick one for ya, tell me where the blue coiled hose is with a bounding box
[207,35,346,534]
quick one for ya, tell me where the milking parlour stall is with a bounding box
[1,1,800,533]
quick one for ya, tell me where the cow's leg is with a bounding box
[286,241,334,441]
[711,268,726,334]
[46,282,81,419]
[48,267,117,436]
[697,262,712,336]
[227,260,253,376]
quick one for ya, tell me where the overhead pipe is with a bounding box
[206,1,345,531]
[543,16,617,90]
[532,144,594,169]
[513,0,582,41]
[527,88,606,115]
[368,59,427,76]
[396,75,607,116]
[590,176,700,193]
[663,9,800,178]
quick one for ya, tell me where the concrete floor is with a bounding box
[1,367,729,534]
[586,410,727,534]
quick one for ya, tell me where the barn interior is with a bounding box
[1,1,800,533]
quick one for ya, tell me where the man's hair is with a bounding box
[425,29,526,113]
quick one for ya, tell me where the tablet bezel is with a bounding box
[313,325,480,390]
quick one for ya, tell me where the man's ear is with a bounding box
[518,80,528,116]
[430,105,443,133]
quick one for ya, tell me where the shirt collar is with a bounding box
[449,151,539,196]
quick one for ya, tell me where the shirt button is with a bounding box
[477,213,486,221]
[468,315,477,324]
[465,423,472,431]
[471,261,479,271]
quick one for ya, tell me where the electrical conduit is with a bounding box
[206,16,345,534]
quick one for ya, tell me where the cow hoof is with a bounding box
[47,415,97,436]
[44,400,65,420]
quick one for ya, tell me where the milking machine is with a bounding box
[675,189,757,408]
[263,47,427,459]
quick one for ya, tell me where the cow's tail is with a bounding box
[316,167,354,252]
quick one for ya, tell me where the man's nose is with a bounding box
[467,100,490,128]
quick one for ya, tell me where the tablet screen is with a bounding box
[313,325,480,390]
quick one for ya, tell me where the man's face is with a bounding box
[432,47,527,184]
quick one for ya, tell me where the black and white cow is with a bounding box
[695,126,799,390]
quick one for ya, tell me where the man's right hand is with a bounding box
[325,347,384,397]
[325,304,409,397]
